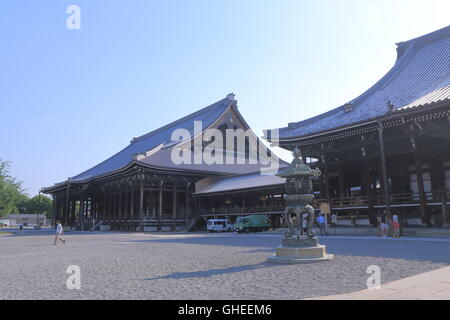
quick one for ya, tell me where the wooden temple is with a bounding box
[44,26,450,231]
[263,25,450,226]
[42,94,283,231]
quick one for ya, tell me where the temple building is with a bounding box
[42,94,286,231]
[264,25,450,226]
[44,26,450,231]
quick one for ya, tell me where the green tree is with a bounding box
[25,195,53,217]
[17,193,30,214]
[0,159,25,217]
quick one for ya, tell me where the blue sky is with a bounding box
[0,0,448,196]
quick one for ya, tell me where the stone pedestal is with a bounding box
[268,237,334,264]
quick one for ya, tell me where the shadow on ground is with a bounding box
[128,235,450,265]
[144,262,282,280]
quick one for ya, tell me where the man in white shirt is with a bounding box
[54,220,66,245]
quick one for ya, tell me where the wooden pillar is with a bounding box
[91,199,95,230]
[79,197,85,231]
[119,192,123,221]
[378,121,391,216]
[151,191,157,220]
[70,200,76,228]
[139,180,144,232]
[114,194,118,221]
[172,184,177,231]
[363,155,374,223]
[111,194,115,221]
[443,192,448,228]
[412,137,427,223]
[158,181,163,231]
[51,196,57,227]
[129,190,134,231]
[321,155,331,204]
[102,192,107,221]
[108,194,113,221]
[60,198,65,224]
[61,197,66,226]
[338,162,345,202]
[56,198,60,224]
[185,183,190,226]
[124,191,128,223]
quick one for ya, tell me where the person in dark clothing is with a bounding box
[380,210,388,237]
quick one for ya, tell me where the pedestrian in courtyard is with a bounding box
[19,224,23,232]
[302,212,308,235]
[392,214,400,238]
[380,210,389,237]
[331,212,338,235]
[316,213,328,236]
[54,220,66,245]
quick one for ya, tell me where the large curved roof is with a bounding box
[275,25,450,140]
[69,96,233,183]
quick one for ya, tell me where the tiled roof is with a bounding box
[139,148,274,176]
[194,171,286,195]
[274,25,450,140]
[69,96,233,182]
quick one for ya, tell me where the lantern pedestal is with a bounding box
[268,237,334,264]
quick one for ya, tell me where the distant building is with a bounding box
[0,214,51,227]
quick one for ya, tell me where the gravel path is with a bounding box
[1,231,449,300]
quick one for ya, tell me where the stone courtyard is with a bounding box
[1,230,450,300]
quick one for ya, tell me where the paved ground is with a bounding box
[312,266,450,300]
[1,230,450,300]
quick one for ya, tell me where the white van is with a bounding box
[207,219,233,232]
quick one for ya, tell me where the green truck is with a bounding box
[233,215,270,233]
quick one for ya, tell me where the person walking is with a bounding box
[392,214,400,238]
[331,213,338,236]
[316,213,328,236]
[302,212,308,235]
[380,210,389,237]
[54,220,66,245]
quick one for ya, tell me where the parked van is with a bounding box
[234,215,270,233]
[207,219,233,232]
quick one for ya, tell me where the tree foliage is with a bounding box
[0,159,52,217]
[0,159,24,217]
[24,195,53,217]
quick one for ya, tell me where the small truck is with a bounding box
[234,215,270,233]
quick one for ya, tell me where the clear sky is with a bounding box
[0,0,449,196]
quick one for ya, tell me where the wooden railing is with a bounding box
[201,190,450,215]
[203,206,285,216]
[330,196,369,207]
[330,190,450,208]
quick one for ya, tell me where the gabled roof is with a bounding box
[272,25,450,141]
[60,96,234,184]
[43,93,287,192]
[138,148,272,176]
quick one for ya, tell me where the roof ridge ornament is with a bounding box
[226,93,236,102]
[343,103,353,113]
[387,100,395,113]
